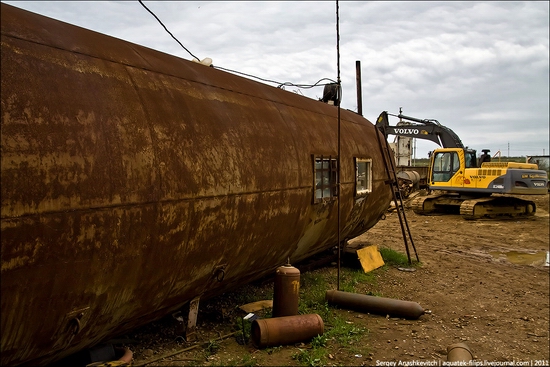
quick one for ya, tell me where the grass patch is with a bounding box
[324,315,366,345]
[339,268,377,293]
[264,345,282,355]
[379,246,421,267]
[204,339,220,355]
[292,346,326,367]
[290,267,375,365]
[225,354,258,367]
[300,272,329,307]
[203,264,382,366]
[239,354,257,366]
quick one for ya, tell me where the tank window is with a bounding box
[313,155,338,203]
[432,151,459,182]
[355,158,372,196]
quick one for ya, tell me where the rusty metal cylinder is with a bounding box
[325,290,425,319]
[272,264,300,317]
[251,314,324,348]
[447,343,473,362]
[397,170,421,185]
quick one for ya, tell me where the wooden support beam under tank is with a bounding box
[185,296,201,342]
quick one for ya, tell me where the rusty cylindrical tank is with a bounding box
[446,343,474,362]
[325,290,425,319]
[251,314,324,348]
[397,170,421,186]
[272,263,300,317]
[1,3,393,366]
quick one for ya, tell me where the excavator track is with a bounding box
[459,196,536,220]
[411,192,463,215]
[411,194,436,214]
[412,194,537,220]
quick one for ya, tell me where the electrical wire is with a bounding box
[212,65,283,85]
[277,78,338,89]
[214,65,336,90]
[138,0,200,61]
[138,1,335,93]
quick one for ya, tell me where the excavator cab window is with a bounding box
[432,151,460,182]
[465,151,477,168]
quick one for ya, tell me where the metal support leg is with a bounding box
[185,296,200,342]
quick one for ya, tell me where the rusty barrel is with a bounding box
[251,314,324,348]
[272,264,300,317]
[325,290,425,319]
[447,343,473,362]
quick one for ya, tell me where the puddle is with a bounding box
[490,250,549,266]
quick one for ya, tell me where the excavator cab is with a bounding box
[428,146,547,193]
[431,150,460,183]
[429,148,478,186]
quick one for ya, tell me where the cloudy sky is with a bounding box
[4,1,549,158]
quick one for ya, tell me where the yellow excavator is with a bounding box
[376,111,548,219]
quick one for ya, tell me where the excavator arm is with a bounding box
[376,111,465,149]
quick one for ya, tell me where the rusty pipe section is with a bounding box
[1,3,392,366]
[251,314,324,348]
[446,343,474,363]
[326,290,425,319]
[355,60,363,116]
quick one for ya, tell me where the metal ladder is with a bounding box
[374,113,419,264]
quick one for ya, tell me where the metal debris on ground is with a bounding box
[397,267,417,272]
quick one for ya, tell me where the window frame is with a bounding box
[312,155,339,204]
[355,157,373,197]
[432,151,459,182]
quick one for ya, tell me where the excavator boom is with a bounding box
[376,111,465,149]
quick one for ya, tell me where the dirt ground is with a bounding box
[124,193,549,367]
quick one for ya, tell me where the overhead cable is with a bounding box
[138,0,200,61]
[138,1,334,93]
[214,65,337,90]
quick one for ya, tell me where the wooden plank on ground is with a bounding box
[239,300,273,313]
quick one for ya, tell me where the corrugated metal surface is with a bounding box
[1,3,392,365]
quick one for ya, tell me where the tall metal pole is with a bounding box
[336,0,342,291]
[355,60,362,116]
